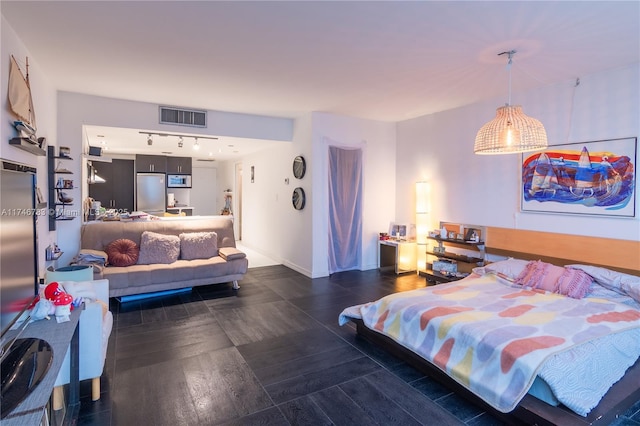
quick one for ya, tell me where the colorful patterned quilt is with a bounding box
[339,274,640,413]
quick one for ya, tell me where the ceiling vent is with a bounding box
[159,106,207,128]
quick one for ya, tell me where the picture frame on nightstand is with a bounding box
[388,222,416,241]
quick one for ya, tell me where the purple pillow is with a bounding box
[555,268,592,299]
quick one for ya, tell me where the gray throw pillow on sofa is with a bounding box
[179,232,218,260]
[137,231,180,264]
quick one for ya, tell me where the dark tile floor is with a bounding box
[66,265,640,425]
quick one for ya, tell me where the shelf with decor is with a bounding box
[48,146,76,230]
[422,222,486,285]
[9,137,46,156]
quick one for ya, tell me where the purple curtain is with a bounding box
[328,145,362,273]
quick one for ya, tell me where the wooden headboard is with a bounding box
[485,227,640,276]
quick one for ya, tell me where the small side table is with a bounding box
[378,240,417,274]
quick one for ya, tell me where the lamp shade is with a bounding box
[474,105,548,154]
[415,181,430,214]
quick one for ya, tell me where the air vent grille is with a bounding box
[159,106,207,128]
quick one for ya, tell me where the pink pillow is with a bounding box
[515,260,592,299]
[515,260,563,292]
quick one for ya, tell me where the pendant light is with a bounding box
[474,50,547,155]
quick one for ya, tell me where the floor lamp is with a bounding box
[415,182,430,273]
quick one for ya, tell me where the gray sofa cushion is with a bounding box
[180,231,218,260]
[137,231,180,264]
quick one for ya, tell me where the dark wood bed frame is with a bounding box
[351,227,640,426]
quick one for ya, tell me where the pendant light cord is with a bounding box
[499,50,516,106]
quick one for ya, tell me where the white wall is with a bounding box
[1,16,57,278]
[396,63,640,241]
[239,113,313,275]
[220,111,396,278]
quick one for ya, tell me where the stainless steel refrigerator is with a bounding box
[0,159,38,334]
[136,173,166,215]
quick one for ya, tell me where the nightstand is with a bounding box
[378,240,416,274]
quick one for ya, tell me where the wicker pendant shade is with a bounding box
[474,50,548,155]
[474,105,547,154]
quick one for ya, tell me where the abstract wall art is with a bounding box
[521,137,637,217]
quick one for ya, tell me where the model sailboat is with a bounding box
[8,55,38,144]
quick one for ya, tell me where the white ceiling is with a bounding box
[2,1,638,160]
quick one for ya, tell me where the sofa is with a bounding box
[78,216,248,298]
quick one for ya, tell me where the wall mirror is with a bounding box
[293,156,306,179]
[292,187,306,210]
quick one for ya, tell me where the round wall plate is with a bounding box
[293,156,306,179]
[292,187,306,210]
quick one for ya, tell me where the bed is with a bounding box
[339,227,640,425]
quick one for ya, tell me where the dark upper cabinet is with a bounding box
[89,159,134,212]
[136,154,167,173]
[166,156,192,174]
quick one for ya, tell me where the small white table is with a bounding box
[378,240,417,274]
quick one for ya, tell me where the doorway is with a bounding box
[235,162,243,240]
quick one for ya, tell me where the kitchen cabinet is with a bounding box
[89,159,134,212]
[167,156,192,174]
[136,154,166,173]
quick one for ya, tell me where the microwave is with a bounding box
[167,174,192,188]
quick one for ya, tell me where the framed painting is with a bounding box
[521,137,637,217]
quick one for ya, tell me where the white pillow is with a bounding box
[567,264,640,303]
[473,258,530,279]
[59,281,98,303]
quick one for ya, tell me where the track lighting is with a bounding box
[137,131,219,151]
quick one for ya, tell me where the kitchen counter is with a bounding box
[166,206,194,216]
